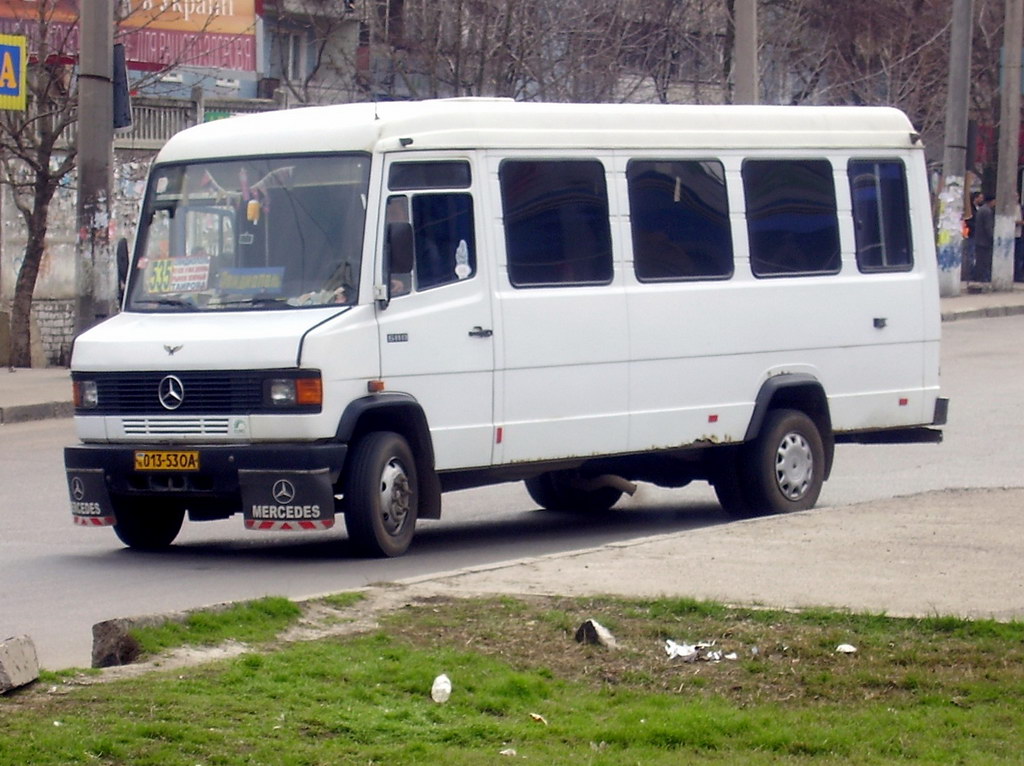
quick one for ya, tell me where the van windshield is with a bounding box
[126,154,370,312]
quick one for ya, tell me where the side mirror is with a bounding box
[379,221,413,309]
[116,237,130,302]
[386,221,414,274]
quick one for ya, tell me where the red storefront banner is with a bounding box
[0,1,256,71]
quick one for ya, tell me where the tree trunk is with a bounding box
[9,187,55,368]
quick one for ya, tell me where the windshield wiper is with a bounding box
[131,297,198,311]
[214,295,291,308]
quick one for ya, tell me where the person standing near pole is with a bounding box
[972,194,996,284]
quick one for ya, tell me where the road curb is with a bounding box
[0,401,74,425]
[941,304,1024,322]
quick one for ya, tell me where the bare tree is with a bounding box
[2,1,78,368]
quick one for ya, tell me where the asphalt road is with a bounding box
[2,315,1023,670]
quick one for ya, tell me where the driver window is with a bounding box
[385,193,477,297]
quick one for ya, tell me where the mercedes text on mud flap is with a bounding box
[65,100,946,557]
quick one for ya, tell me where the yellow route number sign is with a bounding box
[0,35,26,111]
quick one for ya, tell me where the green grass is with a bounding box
[2,594,1023,764]
[130,596,302,656]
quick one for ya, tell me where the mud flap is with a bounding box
[67,469,116,527]
[239,468,337,531]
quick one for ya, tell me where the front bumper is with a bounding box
[64,442,348,529]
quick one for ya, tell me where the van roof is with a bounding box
[156,99,920,163]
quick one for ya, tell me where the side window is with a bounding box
[849,159,913,272]
[627,159,732,280]
[499,159,613,287]
[411,194,476,290]
[389,161,471,191]
[742,159,841,277]
[385,193,476,295]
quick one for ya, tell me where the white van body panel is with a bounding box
[70,308,343,371]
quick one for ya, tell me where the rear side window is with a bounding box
[627,159,732,280]
[849,160,913,272]
[499,159,613,287]
[742,159,840,277]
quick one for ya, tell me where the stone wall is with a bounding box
[30,299,76,367]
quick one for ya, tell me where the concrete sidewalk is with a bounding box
[2,284,1024,426]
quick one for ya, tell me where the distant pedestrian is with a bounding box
[1015,202,1024,282]
[963,191,984,281]
[972,194,996,283]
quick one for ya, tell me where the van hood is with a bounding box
[71,308,348,371]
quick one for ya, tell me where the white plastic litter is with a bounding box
[665,639,699,660]
[431,673,452,703]
[665,639,739,663]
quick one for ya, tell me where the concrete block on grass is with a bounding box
[0,635,40,693]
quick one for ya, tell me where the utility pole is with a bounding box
[734,0,758,104]
[993,0,1023,290]
[937,0,974,297]
[75,0,115,335]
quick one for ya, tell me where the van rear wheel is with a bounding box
[525,471,623,512]
[111,497,185,550]
[741,408,824,515]
[344,432,418,557]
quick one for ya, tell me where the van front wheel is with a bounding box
[344,432,418,557]
[111,497,185,550]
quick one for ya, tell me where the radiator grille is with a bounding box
[73,370,319,415]
[121,416,232,435]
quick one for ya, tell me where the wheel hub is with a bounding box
[379,458,411,535]
[774,432,813,501]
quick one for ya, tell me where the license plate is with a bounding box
[134,450,200,471]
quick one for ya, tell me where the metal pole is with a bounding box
[733,0,758,104]
[937,0,974,297]
[75,0,114,335]
[993,0,1023,290]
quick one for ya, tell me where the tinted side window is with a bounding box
[627,159,732,280]
[389,161,471,190]
[499,160,613,287]
[412,194,476,290]
[386,193,476,295]
[849,160,913,272]
[742,160,840,277]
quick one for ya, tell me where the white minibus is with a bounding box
[65,99,946,556]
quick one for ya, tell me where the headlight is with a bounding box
[265,374,322,408]
[73,380,98,409]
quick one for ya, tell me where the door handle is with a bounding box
[468,326,493,338]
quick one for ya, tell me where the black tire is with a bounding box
[524,471,623,513]
[710,446,758,517]
[741,408,825,515]
[344,432,418,557]
[111,497,185,550]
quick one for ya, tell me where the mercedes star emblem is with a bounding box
[158,375,185,411]
[71,477,86,501]
[272,480,296,504]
